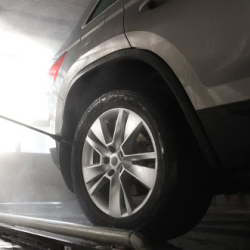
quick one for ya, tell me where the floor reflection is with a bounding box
[0,152,249,249]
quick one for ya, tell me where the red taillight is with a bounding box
[48,53,66,82]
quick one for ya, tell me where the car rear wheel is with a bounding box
[71,90,212,240]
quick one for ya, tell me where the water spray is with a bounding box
[0,115,71,146]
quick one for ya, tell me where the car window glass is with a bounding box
[87,0,118,23]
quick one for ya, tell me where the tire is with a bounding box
[71,90,212,240]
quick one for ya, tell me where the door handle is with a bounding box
[139,0,157,13]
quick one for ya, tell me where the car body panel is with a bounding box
[54,0,131,135]
[55,34,130,135]
[54,0,100,58]
[123,0,250,172]
[124,31,250,110]
[124,0,250,110]
[50,0,249,186]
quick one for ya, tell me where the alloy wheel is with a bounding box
[82,108,158,217]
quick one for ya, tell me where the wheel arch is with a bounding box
[58,48,220,192]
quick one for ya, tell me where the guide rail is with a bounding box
[0,213,151,250]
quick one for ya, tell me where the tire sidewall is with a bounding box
[71,90,177,229]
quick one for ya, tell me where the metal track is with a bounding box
[0,213,151,250]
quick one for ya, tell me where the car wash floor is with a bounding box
[0,199,250,250]
[0,151,249,250]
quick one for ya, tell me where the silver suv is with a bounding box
[49,0,250,239]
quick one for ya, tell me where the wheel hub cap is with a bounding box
[110,155,119,168]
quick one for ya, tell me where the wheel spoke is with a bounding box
[120,174,133,215]
[123,152,157,161]
[109,172,123,217]
[86,136,109,156]
[123,111,142,142]
[89,175,109,196]
[100,119,113,144]
[91,118,106,145]
[112,110,127,150]
[124,164,157,189]
[83,164,109,184]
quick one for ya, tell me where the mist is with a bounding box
[0,0,90,223]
